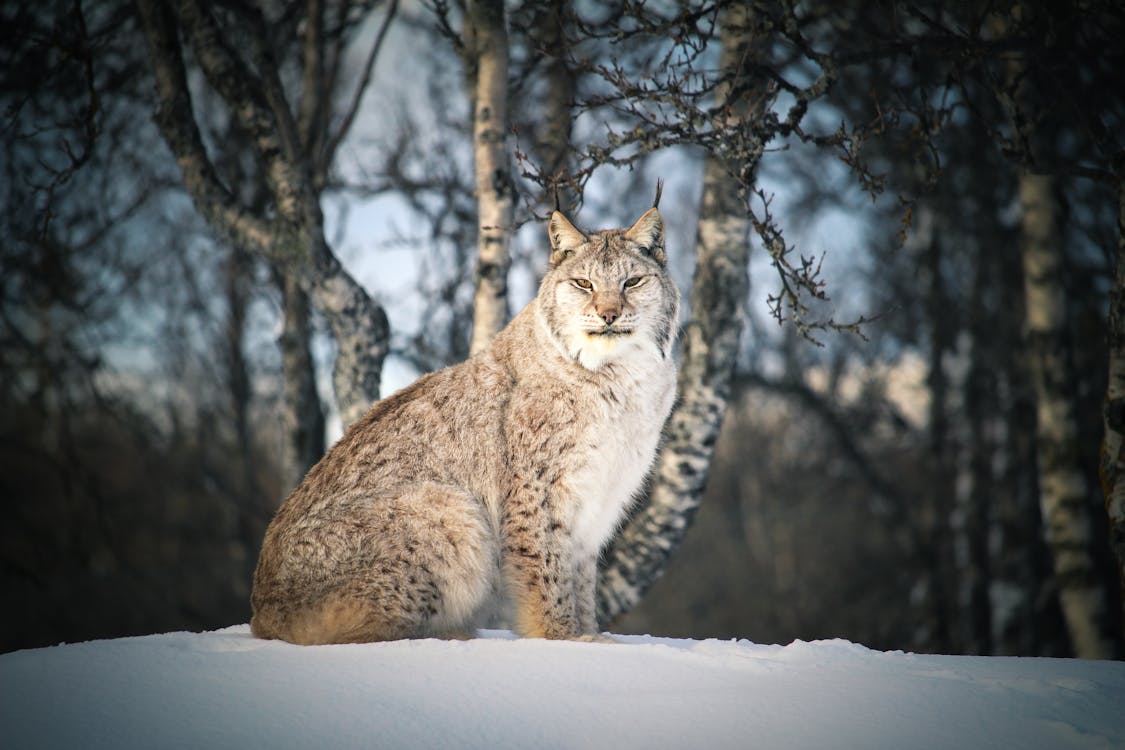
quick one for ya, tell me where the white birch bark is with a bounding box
[465,0,514,355]
[1020,172,1118,658]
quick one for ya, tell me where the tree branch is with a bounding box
[135,0,273,254]
[172,0,308,226]
[322,0,400,173]
[297,0,326,159]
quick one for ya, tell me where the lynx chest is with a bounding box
[566,357,677,559]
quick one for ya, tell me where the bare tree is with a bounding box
[134,0,394,429]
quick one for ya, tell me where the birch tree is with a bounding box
[800,0,1123,653]
[506,1,853,622]
[596,5,773,621]
[200,103,324,491]
[986,1,1124,656]
[464,0,515,354]
[1018,173,1118,658]
[135,0,395,431]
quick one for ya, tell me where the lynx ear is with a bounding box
[548,210,587,266]
[625,207,665,265]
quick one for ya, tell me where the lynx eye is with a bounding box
[623,276,644,289]
[572,278,593,291]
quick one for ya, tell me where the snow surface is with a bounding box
[2,625,1123,750]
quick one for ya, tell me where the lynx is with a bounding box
[251,189,679,644]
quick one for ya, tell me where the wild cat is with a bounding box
[251,186,679,643]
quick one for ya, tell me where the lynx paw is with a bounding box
[433,629,476,641]
[574,633,617,644]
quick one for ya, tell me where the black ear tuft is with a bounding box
[652,178,664,209]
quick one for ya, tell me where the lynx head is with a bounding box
[538,188,679,371]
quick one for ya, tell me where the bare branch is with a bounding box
[172,0,308,225]
[322,0,400,172]
[135,0,273,253]
[297,0,326,157]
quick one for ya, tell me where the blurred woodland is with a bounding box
[3,0,1124,658]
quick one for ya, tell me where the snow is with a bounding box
[2,626,1123,750]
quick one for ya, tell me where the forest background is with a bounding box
[3,0,1124,660]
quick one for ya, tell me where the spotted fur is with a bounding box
[251,205,680,643]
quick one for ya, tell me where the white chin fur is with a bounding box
[570,331,645,370]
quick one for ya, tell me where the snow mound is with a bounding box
[2,625,1123,749]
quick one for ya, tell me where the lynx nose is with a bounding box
[594,292,623,326]
[589,292,625,326]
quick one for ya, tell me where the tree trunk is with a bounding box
[1020,172,1118,658]
[993,220,1055,655]
[465,0,514,355]
[922,224,956,653]
[1102,178,1125,642]
[222,245,257,497]
[597,5,767,624]
[308,251,388,427]
[277,273,325,491]
[528,2,575,190]
[959,241,995,655]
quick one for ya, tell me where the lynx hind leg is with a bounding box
[252,484,495,644]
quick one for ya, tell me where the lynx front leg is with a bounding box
[574,553,600,634]
[500,494,581,639]
[501,386,593,639]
